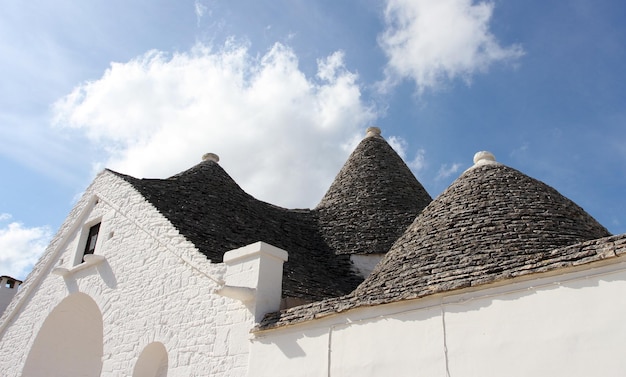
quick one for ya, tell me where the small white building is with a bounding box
[0,128,624,376]
[0,276,22,316]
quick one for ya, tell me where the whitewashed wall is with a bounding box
[4,168,624,377]
[250,259,626,377]
[0,171,259,377]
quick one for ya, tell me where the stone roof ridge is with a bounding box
[353,150,611,300]
[315,127,432,256]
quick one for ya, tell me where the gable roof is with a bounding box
[256,152,615,330]
[111,156,362,302]
[316,127,432,255]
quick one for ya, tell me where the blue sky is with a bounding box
[1,0,625,279]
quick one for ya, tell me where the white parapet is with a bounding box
[219,242,289,323]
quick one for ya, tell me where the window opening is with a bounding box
[83,223,101,262]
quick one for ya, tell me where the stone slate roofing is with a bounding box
[257,233,626,330]
[110,128,432,301]
[256,152,614,330]
[316,127,432,255]
[354,154,610,299]
[110,157,362,301]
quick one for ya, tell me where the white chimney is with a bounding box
[218,242,288,323]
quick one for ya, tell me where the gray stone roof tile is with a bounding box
[256,156,614,330]
[111,160,362,301]
[257,233,626,331]
[355,162,610,299]
[109,128,432,302]
[316,128,432,255]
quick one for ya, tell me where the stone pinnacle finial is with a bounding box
[473,151,496,165]
[365,127,382,138]
[202,153,220,163]
[464,151,500,173]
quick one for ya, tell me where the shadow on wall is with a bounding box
[61,258,118,293]
[22,292,103,377]
[133,342,168,377]
[442,265,625,316]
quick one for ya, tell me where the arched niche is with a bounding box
[133,341,168,377]
[22,292,103,377]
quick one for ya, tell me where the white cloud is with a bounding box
[317,51,346,82]
[436,162,462,180]
[0,217,51,280]
[387,136,431,179]
[510,142,530,160]
[387,135,408,159]
[409,148,427,172]
[53,41,376,208]
[194,0,209,26]
[379,0,524,92]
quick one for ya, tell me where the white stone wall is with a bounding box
[0,171,260,377]
[250,258,626,377]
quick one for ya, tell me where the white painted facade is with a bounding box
[249,258,626,377]
[0,171,287,377]
[1,165,625,376]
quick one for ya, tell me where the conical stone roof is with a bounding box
[353,151,611,300]
[316,127,432,255]
[111,155,362,301]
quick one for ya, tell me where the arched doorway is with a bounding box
[22,293,103,377]
[133,342,168,377]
